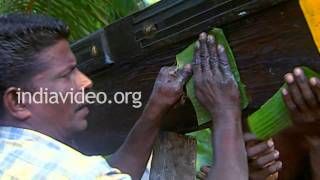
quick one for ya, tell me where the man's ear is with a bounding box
[3,87,31,120]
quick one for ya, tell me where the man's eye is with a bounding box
[61,72,71,78]
[61,67,76,78]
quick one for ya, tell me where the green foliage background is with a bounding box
[0,0,152,41]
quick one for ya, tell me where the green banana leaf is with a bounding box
[0,0,144,41]
[176,28,249,125]
[248,67,320,140]
[187,129,213,172]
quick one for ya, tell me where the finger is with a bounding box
[199,32,210,72]
[176,64,192,86]
[159,66,169,74]
[244,132,258,142]
[282,87,314,124]
[207,35,219,71]
[196,171,207,180]
[247,139,274,158]
[293,68,317,108]
[285,73,309,112]
[265,161,283,176]
[167,66,176,71]
[253,150,280,169]
[310,77,320,103]
[166,66,178,82]
[193,41,202,84]
[217,44,233,79]
[179,92,187,105]
[244,133,268,151]
[267,172,279,180]
[200,165,211,174]
[282,88,299,114]
[158,66,169,81]
[251,161,282,179]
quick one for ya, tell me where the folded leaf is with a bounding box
[248,67,320,139]
[187,129,213,171]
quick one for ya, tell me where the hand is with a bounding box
[149,64,192,110]
[196,133,282,180]
[110,65,191,179]
[282,67,320,134]
[197,165,210,180]
[192,32,240,120]
[245,133,282,180]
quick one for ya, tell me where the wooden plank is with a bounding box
[72,29,113,75]
[149,132,196,180]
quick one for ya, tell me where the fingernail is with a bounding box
[184,64,192,72]
[204,166,210,172]
[285,73,294,83]
[200,32,207,40]
[277,161,282,168]
[218,44,224,52]
[207,35,214,43]
[267,139,274,147]
[274,150,280,158]
[185,64,191,69]
[281,88,288,95]
[294,67,302,76]
[310,77,317,86]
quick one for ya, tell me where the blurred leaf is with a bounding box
[0,0,144,41]
[187,128,213,172]
[144,0,160,6]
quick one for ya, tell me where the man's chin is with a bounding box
[70,117,88,133]
[74,106,89,131]
[76,118,88,131]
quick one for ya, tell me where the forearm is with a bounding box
[208,111,248,180]
[108,99,167,180]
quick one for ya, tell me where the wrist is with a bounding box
[148,96,171,111]
[211,108,241,127]
[137,99,166,129]
[144,97,169,116]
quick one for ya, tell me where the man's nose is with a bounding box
[76,69,93,90]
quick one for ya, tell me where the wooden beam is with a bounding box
[72,0,290,75]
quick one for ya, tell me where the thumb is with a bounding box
[177,64,192,85]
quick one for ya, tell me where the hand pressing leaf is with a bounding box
[176,28,248,125]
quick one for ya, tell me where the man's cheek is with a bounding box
[32,103,73,125]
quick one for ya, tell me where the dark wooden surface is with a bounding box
[74,0,320,155]
[225,0,320,109]
[72,0,289,76]
[150,132,196,180]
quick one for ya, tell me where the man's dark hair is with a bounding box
[0,13,70,115]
